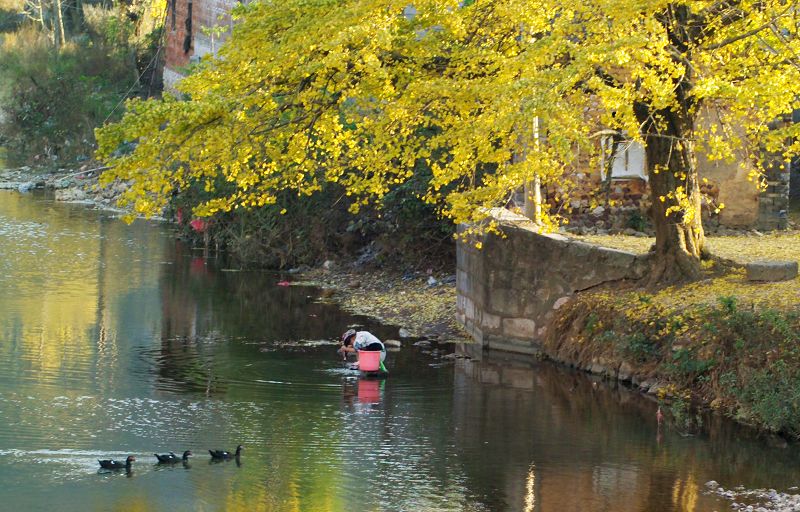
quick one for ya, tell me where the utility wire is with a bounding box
[102,1,169,125]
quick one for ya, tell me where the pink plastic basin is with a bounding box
[357,350,381,372]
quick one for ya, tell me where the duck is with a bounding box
[209,445,243,460]
[98,455,136,470]
[155,450,192,463]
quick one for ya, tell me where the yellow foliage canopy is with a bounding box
[97,0,800,238]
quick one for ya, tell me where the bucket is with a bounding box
[357,350,381,372]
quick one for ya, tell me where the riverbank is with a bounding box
[298,249,800,442]
[296,266,469,343]
[0,164,134,213]
[543,233,800,438]
[298,249,800,438]
[5,187,783,512]
[230,213,800,440]
[0,165,465,341]
[1,165,466,347]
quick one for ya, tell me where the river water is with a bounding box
[1,190,799,511]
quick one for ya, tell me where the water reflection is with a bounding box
[452,355,800,511]
[2,191,800,511]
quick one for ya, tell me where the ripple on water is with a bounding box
[0,448,147,484]
[320,367,362,377]
[265,339,340,348]
[0,218,49,240]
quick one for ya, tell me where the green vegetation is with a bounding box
[615,332,659,363]
[551,289,800,437]
[0,0,22,32]
[3,0,800,436]
[170,167,455,269]
[0,0,162,165]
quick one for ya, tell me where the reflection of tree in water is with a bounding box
[161,240,372,337]
[452,359,800,512]
[153,240,403,393]
[341,380,357,409]
[145,238,800,510]
[151,333,227,395]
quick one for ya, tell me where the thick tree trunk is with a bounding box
[642,115,705,286]
[631,3,709,287]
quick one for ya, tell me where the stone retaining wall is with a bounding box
[457,208,649,356]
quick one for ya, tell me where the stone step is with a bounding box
[745,260,798,282]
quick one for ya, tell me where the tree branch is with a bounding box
[704,11,789,50]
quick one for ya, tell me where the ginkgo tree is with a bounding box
[96,0,800,284]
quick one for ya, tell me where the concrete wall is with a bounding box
[457,209,649,356]
[696,150,759,228]
[192,0,236,59]
[695,113,790,230]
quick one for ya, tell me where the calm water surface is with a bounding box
[1,190,799,512]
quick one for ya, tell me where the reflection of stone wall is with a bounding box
[451,356,697,512]
[456,209,648,355]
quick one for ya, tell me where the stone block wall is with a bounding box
[457,209,649,355]
[758,157,790,230]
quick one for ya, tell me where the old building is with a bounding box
[511,117,792,234]
[163,0,238,92]
[562,132,790,232]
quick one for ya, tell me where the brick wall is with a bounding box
[164,0,191,76]
[164,0,237,91]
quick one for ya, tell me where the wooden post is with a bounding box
[523,117,542,224]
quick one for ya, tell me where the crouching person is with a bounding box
[338,329,387,372]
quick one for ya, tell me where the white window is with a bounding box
[601,137,648,181]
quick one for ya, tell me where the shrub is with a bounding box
[626,209,649,232]
[732,362,800,436]
[664,347,714,384]
[615,332,659,362]
[669,395,703,433]
[0,4,162,165]
[171,179,455,270]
